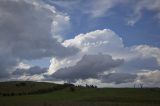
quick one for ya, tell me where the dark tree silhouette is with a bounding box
[139,83,143,88]
[70,86,75,92]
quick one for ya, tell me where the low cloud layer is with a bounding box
[137,70,160,87]
[12,66,47,76]
[102,73,137,84]
[48,54,124,82]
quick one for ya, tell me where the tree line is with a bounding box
[0,82,98,96]
[0,83,73,97]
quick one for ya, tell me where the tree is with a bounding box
[70,86,75,92]
[139,83,143,88]
[134,84,136,88]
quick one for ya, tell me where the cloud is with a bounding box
[48,54,124,82]
[48,29,124,74]
[127,0,160,26]
[48,29,160,87]
[63,29,124,48]
[118,56,160,73]
[133,45,160,64]
[137,70,160,87]
[0,0,78,79]
[47,0,160,25]
[0,0,78,59]
[12,66,47,76]
[85,0,127,18]
[0,55,18,79]
[48,0,127,18]
[0,71,10,79]
[102,73,137,84]
[0,0,160,87]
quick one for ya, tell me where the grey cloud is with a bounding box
[0,0,78,59]
[119,56,160,73]
[0,55,18,79]
[48,29,160,86]
[48,54,124,82]
[0,0,79,79]
[102,73,137,84]
[138,70,160,87]
[0,70,10,79]
[101,56,160,84]
[12,66,47,76]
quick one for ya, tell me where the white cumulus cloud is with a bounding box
[47,29,160,87]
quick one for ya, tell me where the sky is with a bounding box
[0,0,160,87]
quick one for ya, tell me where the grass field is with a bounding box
[0,81,160,106]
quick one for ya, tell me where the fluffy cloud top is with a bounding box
[48,29,124,74]
[63,29,123,49]
[48,29,160,87]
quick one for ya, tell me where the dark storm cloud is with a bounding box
[47,54,124,82]
[0,0,79,79]
[0,55,18,79]
[101,73,137,84]
[12,66,47,76]
[0,69,10,79]
[0,0,78,59]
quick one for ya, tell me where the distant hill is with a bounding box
[0,81,71,96]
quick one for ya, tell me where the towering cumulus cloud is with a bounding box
[48,29,160,87]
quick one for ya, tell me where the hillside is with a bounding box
[0,81,160,106]
[0,81,70,96]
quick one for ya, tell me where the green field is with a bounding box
[0,81,160,106]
